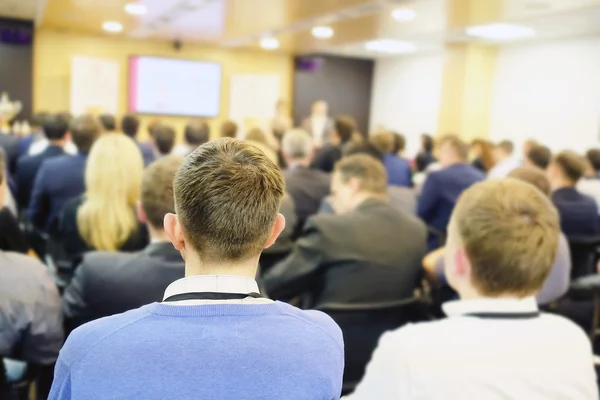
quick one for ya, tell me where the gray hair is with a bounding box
[282,129,313,160]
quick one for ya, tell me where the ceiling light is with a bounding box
[392,8,417,21]
[311,26,334,39]
[102,21,123,33]
[125,3,147,15]
[260,37,279,50]
[365,39,416,54]
[466,23,535,40]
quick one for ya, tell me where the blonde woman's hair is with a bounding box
[77,133,144,251]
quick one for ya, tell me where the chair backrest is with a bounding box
[567,235,600,279]
[316,297,430,390]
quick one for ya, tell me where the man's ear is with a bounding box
[453,248,471,278]
[137,201,147,224]
[164,213,185,253]
[264,214,286,249]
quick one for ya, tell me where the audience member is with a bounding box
[269,99,292,143]
[370,131,412,187]
[16,113,69,211]
[488,140,520,178]
[98,113,116,132]
[312,115,355,173]
[578,148,600,209]
[220,120,238,138]
[50,138,344,399]
[418,135,485,249]
[28,114,100,232]
[522,138,539,161]
[548,151,600,236]
[173,120,209,156]
[55,133,148,270]
[585,148,600,179]
[347,178,597,400]
[17,111,48,157]
[62,156,185,334]
[0,119,20,175]
[281,129,330,222]
[470,139,494,173]
[265,154,427,307]
[151,123,176,157]
[121,113,155,166]
[245,127,278,164]
[423,166,571,306]
[415,134,436,172]
[525,144,552,170]
[302,100,334,147]
[28,112,77,157]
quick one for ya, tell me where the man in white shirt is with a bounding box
[302,100,334,147]
[346,178,598,400]
[488,140,521,178]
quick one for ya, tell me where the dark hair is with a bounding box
[335,154,387,195]
[553,151,588,183]
[99,114,116,131]
[422,134,434,152]
[342,141,384,162]
[439,134,469,162]
[121,114,140,138]
[496,140,514,154]
[586,149,600,172]
[142,156,184,229]
[527,145,552,170]
[185,120,210,145]
[152,124,176,155]
[42,114,69,141]
[70,114,101,153]
[334,116,355,144]
[220,120,238,139]
[392,133,406,153]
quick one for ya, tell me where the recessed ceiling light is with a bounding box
[102,21,123,33]
[311,26,334,39]
[392,8,417,22]
[125,3,147,15]
[365,39,416,54]
[466,23,535,40]
[260,37,279,50]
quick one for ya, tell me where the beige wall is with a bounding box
[33,29,293,141]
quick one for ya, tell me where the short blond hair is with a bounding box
[451,179,559,297]
[335,154,387,195]
[370,132,394,154]
[438,134,469,161]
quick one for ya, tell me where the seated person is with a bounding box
[54,134,148,272]
[27,114,100,232]
[98,113,116,132]
[311,116,355,173]
[370,132,412,187]
[417,135,485,249]
[172,120,210,156]
[220,120,238,138]
[282,129,331,221]
[415,134,436,172]
[265,154,427,308]
[50,138,344,399]
[346,178,597,400]
[488,140,521,178]
[423,166,571,306]
[62,156,185,334]
[577,148,600,210]
[548,150,600,236]
[151,124,176,157]
[121,113,155,166]
[524,144,552,170]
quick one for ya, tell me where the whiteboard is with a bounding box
[229,74,279,134]
[70,56,119,116]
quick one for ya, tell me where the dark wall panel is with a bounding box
[293,54,374,136]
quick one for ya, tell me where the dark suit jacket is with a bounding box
[264,198,427,307]
[284,166,330,221]
[27,153,88,231]
[16,145,66,211]
[311,144,342,173]
[62,242,184,333]
[552,187,600,237]
[138,141,156,166]
[0,133,20,174]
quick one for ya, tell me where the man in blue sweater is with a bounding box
[49,138,344,400]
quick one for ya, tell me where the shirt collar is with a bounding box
[163,275,260,301]
[442,296,538,317]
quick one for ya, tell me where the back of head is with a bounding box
[334,154,387,196]
[552,150,587,183]
[334,116,355,145]
[586,148,600,173]
[99,113,116,131]
[508,166,552,196]
[121,113,140,138]
[42,113,69,141]
[245,128,268,146]
[527,145,552,170]
[438,134,469,164]
[342,141,384,162]
[70,114,101,153]
[281,129,313,160]
[220,120,238,139]
[174,138,285,263]
[142,155,184,230]
[471,139,494,171]
[153,124,176,155]
[370,132,394,154]
[185,120,210,146]
[449,179,559,297]
[391,133,406,154]
[422,134,434,152]
[496,140,514,156]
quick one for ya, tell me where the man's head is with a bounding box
[43,113,70,142]
[508,166,552,197]
[70,114,101,154]
[391,133,406,155]
[312,100,328,117]
[281,129,314,165]
[523,139,538,159]
[139,156,184,234]
[152,124,176,156]
[525,145,552,170]
[99,113,116,131]
[585,149,600,174]
[165,138,286,270]
[332,116,355,146]
[342,141,383,162]
[437,134,469,168]
[444,179,559,299]
[220,120,238,139]
[493,140,514,163]
[331,154,387,214]
[121,114,140,138]
[370,132,394,154]
[185,120,210,146]
[547,150,588,188]
[421,134,434,153]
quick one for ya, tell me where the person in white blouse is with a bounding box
[301,100,334,147]
[346,178,597,400]
[487,140,521,178]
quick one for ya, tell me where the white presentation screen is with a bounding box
[128,56,222,117]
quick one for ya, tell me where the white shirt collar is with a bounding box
[442,296,538,317]
[163,275,260,301]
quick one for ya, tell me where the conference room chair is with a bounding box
[567,235,600,279]
[570,275,600,341]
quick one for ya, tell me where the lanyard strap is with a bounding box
[465,311,540,319]
[163,292,263,303]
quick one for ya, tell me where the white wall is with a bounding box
[490,37,600,153]
[369,54,444,157]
